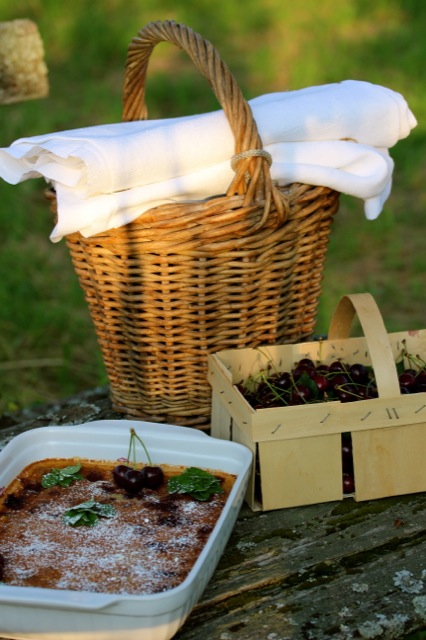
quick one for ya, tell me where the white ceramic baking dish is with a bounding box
[0,419,252,640]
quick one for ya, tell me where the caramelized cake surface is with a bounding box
[0,458,235,595]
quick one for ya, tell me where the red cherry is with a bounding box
[274,372,292,390]
[122,469,145,494]
[316,364,330,375]
[342,442,354,474]
[338,383,359,403]
[141,466,164,489]
[349,363,369,384]
[112,464,132,487]
[298,358,315,368]
[293,365,316,380]
[399,371,417,392]
[367,384,378,399]
[405,368,418,376]
[343,473,355,494]
[416,370,426,392]
[313,374,330,393]
[291,384,312,403]
[329,361,347,374]
[330,373,349,389]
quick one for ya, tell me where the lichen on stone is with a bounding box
[412,595,426,621]
[357,619,384,638]
[357,613,409,639]
[376,613,409,635]
[351,582,369,593]
[393,569,424,594]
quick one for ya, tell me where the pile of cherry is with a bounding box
[237,348,426,495]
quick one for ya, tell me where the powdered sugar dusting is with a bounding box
[0,459,232,596]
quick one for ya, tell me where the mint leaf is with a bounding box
[59,464,82,476]
[168,467,224,501]
[42,463,83,488]
[63,500,116,527]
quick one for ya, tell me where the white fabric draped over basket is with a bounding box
[0,79,417,242]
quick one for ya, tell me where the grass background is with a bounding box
[0,0,425,416]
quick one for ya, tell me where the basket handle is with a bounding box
[122,20,288,225]
[327,292,400,398]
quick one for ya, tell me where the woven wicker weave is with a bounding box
[47,20,340,429]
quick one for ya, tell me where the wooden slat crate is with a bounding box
[208,293,426,511]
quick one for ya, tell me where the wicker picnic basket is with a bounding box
[46,20,340,429]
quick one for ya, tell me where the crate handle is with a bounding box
[327,292,400,399]
[121,19,288,228]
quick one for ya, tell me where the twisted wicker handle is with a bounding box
[122,20,287,221]
[327,292,400,399]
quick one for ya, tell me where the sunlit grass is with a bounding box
[0,0,425,413]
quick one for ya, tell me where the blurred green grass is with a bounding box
[0,0,425,414]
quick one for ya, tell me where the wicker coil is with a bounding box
[47,20,340,429]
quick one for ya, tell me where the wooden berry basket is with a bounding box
[208,292,426,511]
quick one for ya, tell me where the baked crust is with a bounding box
[0,458,235,595]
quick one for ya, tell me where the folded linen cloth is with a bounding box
[0,80,416,241]
[50,142,394,240]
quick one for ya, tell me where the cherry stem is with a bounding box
[399,341,426,372]
[126,432,136,469]
[261,373,291,401]
[129,428,153,466]
[335,384,363,399]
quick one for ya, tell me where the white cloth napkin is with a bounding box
[0,80,416,241]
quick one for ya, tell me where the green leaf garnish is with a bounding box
[298,371,320,400]
[63,500,116,527]
[42,463,83,488]
[395,359,406,375]
[168,467,224,501]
